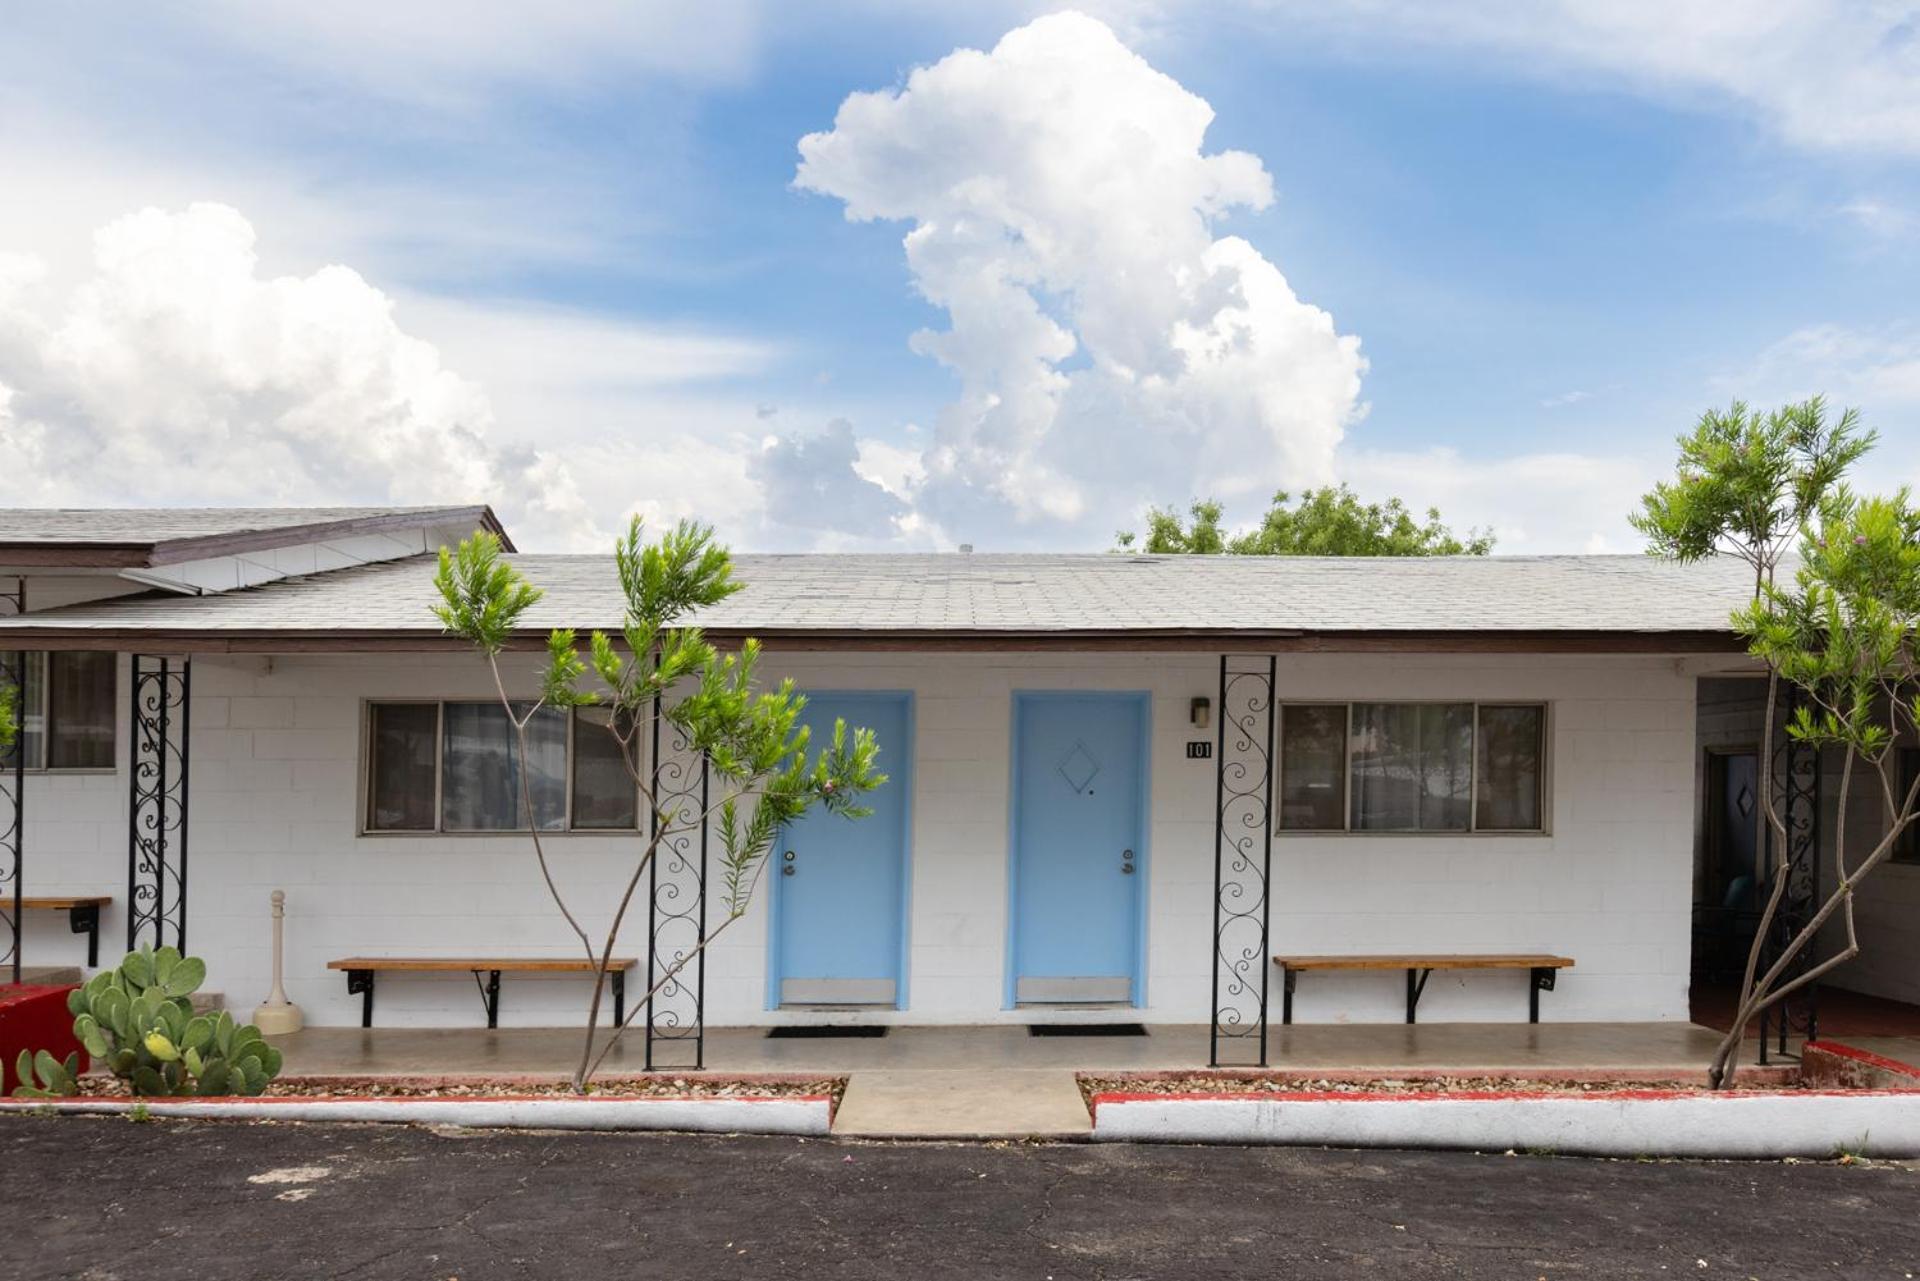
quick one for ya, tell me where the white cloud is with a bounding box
[1339,446,1659,555]
[1836,198,1917,239]
[1175,1,1920,156]
[34,3,764,116]
[749,419,909,543]
[0,203,606,545]
[1720,323,1920,407]
[792,11,1366,547]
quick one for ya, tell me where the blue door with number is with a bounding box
[1011,693,1147,1005]
[771,693,911,1007]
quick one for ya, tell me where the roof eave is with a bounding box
[0,624,1746,655]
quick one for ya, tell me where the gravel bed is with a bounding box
[1078,1073,1798,1102]
[58,1074,846,1102]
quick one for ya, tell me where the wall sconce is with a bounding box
[1190,696,1211,729]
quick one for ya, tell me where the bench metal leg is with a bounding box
[346,969,375,1028]
[472,969,503,1029]
[1530,967,1555,1024]
[1406,968,1432,1024]
[1280,966,1296,1025]
[68,904,100,968]
[612,971,626,1028]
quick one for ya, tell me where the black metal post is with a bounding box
[1210,654,1277,1067]
[127,655,190,954]
[645,697,709,1071]
[1758,691,1821,1063]
[1,641,23,986]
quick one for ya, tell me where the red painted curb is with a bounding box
[1805,1039,1920,1081]
[1086,1085,1920,1116]
[20,1093,834,1107]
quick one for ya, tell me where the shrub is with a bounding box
[12,945,283,1098]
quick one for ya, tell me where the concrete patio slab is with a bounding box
[266,1021,1737,1079]
[833,1069,1091,1139]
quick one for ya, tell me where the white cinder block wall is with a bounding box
[22,650,1700,1028]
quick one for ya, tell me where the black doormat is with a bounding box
[765,1025,889,1039]
[1027,1022,1148,1037]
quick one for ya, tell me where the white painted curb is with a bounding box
[0,1095,832,1135]
[1091,1091,1920,1158]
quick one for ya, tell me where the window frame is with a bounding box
[3,651,119,775]
[1894,746,1920,866]
[359,698,644,836]
[1274,699,1552,837]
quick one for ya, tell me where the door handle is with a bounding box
[782,849,796,877]
[1121,848,1135,874]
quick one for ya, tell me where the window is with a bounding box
[363,701,639,833]
[1278,701,1547,834]
[1278,704,1346,831]
[366,704,438,832]
[1,652,116,771]
[571,706,639,830]
[1897,748,1920,865]
[1475,705,1546,832]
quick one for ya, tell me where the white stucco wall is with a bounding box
[17,649,1704,1029]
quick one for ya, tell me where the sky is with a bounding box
[1,2,1917,554]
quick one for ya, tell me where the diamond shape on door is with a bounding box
[1057,742,1101,794]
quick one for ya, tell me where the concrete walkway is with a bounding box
[833,1069,1090,1139]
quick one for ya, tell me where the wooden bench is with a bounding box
[326,957,639,1029]
[1273,954,1576,1025]
[19,896,111,966]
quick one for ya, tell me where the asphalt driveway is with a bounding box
[3,1116,1916,1279]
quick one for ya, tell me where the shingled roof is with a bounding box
[0,551,1759,652]
[0,506,510,567]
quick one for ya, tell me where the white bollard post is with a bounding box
[251,889,305,1036]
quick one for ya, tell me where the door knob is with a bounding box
[1121,848,1135,874]
[782,850,795,876]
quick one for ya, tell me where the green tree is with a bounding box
[433,519,885,1092]
[1631,396,1874,595]
[1116,486,1493,556]
[1707,493,1920,1087]
[1633,396,1912,1088]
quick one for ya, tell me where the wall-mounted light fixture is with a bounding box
[1190,696,1211,729]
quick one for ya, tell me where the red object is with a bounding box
[0,985,88,1094]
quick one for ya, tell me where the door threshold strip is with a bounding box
[766,1025,890,1039]
[1027,1023,1149,1037]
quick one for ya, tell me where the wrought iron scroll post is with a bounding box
[1,577,23,983]
[127,655,190,954]
[1758,689,1821,1062]
[1210,654,1277,1067]
[645,693,710,1071]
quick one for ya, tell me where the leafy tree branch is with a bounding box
[434,519,884,1092]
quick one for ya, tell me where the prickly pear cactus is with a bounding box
[11,944,284,1099]
[12,1048,82,1098]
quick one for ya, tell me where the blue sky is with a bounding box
[1,3,1916,551]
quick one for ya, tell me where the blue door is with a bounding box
[771,693,911,1006]
[1010,694,1147,1005]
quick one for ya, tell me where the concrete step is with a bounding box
[832,1069,1092,1140]
[13,966,83,987]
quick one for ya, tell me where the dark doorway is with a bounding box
[1693,749,1763,986]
